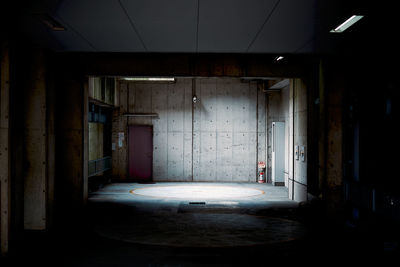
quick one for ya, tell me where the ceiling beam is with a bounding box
[54,53,317,78]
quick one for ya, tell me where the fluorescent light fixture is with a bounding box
[275,56,284,61]
[330,15,364,33]
[148,78,175,81]
[120,77,175,82]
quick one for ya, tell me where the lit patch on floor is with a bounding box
[129,185,264,200]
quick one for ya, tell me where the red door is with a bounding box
[129,125,153,182]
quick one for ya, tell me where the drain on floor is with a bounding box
[178,202,244,214]
[189,202,206,205]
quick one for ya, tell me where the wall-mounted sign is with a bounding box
[118,132,124,147]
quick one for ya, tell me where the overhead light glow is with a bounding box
[330,15,364,33]
[120,77,175,82]
[148,78,175,81]
[275,56,284,61]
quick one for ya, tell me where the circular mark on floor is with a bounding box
[130,185,264,200]
[94,213,305,248]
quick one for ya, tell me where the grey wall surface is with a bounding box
[288,79,308,202]
[112,78,266,182]
[193,78,263,182]
[265,80,307,202]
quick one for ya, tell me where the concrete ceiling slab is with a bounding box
[55,0,146,51]
[120,0,198,52]
[9,0,377,54]
[248,0,317,53]
[197,0,279,52]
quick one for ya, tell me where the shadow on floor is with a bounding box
[2,187,399,266]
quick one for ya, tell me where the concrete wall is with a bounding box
[193,78,262,182]
[266,79,308,202]
[22,50,48,230]
[112,78,266,182]
[281,85,290,188]
[55,71,88,218]
[287,79,308,202]
[1,46,58,251]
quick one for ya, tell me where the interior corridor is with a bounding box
[2,1,400,265]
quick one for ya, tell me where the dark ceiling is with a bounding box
[1,0,397,56]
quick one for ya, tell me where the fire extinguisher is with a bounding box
[258,162,266,183]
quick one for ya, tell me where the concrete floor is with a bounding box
[89,183,303,247]
[2,182,397,266]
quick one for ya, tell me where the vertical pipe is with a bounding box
[0,40,10,255]
[292,79,295,200]
[83,77,89,205]
[126,83,130,179]
[191,78,195,181]
[255,82,259,182]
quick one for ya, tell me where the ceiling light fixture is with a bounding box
[148,78,175,82]
[330,15,364,33]
[120,77,175,82]
[40,14,65,31]
[275,56,284,62]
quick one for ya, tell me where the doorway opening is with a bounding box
[86,76,309,202]
[128,125,153,182]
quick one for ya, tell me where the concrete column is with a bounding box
[288,80,294,199]
[46,63,56,229]
[55,71,88,223]
[0,41,10,255]
[23,49,47,230]
[293,79,308,202]
[286,79,308,202]
[324,63,344,217]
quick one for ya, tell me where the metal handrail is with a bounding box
[88,156,111,177]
